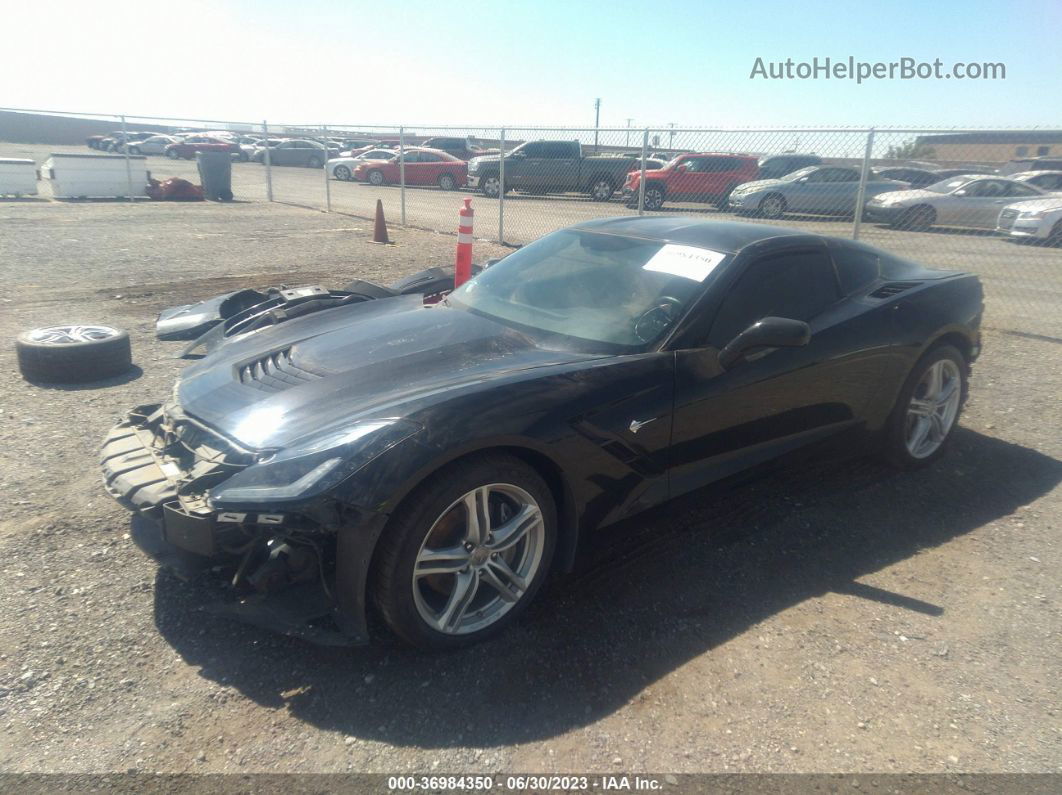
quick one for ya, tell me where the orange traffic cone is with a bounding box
[372,199,390,244]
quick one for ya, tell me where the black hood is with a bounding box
[178,296,599,450]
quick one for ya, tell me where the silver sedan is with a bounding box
[864,176,1049,230]
[728,166,906,219]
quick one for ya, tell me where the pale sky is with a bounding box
[2,0,1059,132]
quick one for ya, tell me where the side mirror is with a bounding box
[718,317,811,370]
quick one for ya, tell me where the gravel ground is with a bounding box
[0,199,1059,775]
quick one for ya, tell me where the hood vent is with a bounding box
[237,347,325,392]
[870,281,922,299]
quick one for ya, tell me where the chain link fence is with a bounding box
[2,109,1060,338]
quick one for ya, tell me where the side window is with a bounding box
[1004,182,1039,196]
[418,152,442,163]
[803,168,833,183]
[708,249,839,346]
[544,143,575,158]
[521,143,547,158]
[680,157,705,172]
[701,157,736,173]
[824,168,857,183]
[401,151,420,163]
[830,244,880,295]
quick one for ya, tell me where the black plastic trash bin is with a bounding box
[196,151,233,201]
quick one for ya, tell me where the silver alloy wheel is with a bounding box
[412,483,545,635]
[482,176,500,197]
[644,188,664,209]
[27,325,121,344]
[905,359,962,459]
[369,170,384,186]
[591,180,613,201]
[334,165,351,181]
[439,174,456,190]
[760,195,784,218]
[166,149,179,159]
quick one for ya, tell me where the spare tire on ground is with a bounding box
[16,326,133,384]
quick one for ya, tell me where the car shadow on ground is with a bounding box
[151,428,1061,748]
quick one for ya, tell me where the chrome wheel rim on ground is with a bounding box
[644,189,663,209]
[28,325,120,344]
[412,483,545,635]
[905,359,961,458]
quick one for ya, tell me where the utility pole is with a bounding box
[593,98,601,152]
[668,122,676,153]
[625,118,634,148]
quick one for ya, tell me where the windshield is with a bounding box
[782,166,818,181]
[925,177,974,193]
[447,229,726,351]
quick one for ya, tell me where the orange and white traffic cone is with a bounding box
[455,197,474,287]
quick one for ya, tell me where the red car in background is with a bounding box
[164,136,242,160]
[352,147,467,190]
[623,152,759,211]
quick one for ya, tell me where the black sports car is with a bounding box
[101,218,983,649]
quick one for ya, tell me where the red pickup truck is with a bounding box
[623,152,759,211]
[163,136,242,160]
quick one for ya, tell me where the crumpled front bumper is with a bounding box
[100,405,377,645]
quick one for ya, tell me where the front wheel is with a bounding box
[371,454,556,649]
[758,193,786,219]
[367,169,385,186]
[882,344,967,468]
[480,174,501,198]
[893,205,936,230]
[333,165,352,181]
[166,149,180,159]
[128,146,141,156]
[642,186,665,211]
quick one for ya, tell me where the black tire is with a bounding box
[437,173,457,191]
[367,169,385,186]
[758,193,786,219]
[642,184,665,211]
[334,165,352,181]
[893,205,936,230]
[238,151,249,162]
[307,155,322,168]
[128,146,141,156]
[166,149,180,159]
[371,453,557,649]
[589,177,615,202]
[882,344,967,469]
[479,173,501,198]
[16,326,132,384]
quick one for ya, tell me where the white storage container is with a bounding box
[0,158,39,196]
[42,153,149,199]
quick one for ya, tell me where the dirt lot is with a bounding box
[0,199,1059,775]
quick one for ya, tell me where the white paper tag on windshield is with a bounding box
[643,244,726,282]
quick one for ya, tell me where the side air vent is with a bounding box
[237,347,326,392]
[869,281,922,299]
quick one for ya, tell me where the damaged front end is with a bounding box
[100,402,387,645]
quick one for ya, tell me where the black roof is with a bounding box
[572,216,811,254]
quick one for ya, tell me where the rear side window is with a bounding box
[709,248,839,346]
[830,244,880,294]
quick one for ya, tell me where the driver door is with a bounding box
[668,243,875,497]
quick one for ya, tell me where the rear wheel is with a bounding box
[1045,220,1062,246]
[128,146,141,156]
[882,344,967,468]
[166,149,180,159]
[334,165,352,181]
[437,173,457,191]
[372,454,556,649]
[307,155,322,168]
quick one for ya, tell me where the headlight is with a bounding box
[1020,211,1046,220]
[208,418,420,506]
